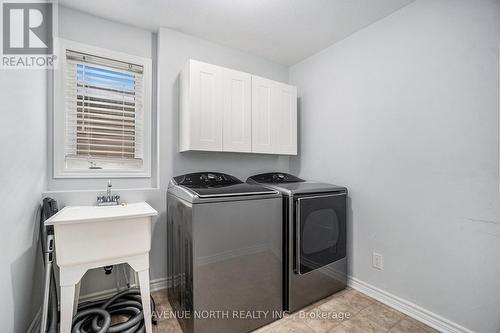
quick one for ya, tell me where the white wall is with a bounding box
[58,6,153,59]
[0,71,47,331]
[44,7,290,297]
[288,0,500,332]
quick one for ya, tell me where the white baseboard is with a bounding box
[348,276,474,333]
[150,276,170,291]
[79,276,171,303]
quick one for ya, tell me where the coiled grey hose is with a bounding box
[72,288,157,333]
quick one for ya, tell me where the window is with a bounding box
[54,39,152,178]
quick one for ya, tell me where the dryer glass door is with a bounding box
[294,193,346,274]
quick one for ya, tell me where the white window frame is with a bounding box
[53,38,152,178]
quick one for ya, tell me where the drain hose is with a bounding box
[39,200,59,333]
[72,288,156,333]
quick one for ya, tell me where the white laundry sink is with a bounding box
[45,201,158,267]
[45,201,158,333]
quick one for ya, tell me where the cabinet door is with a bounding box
[273,83,297,155]
[189,60,223,151]
[223,69,251,152]
[252,76,276,153]
[252,76,297,155]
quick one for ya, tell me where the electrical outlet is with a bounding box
[372,252,384,270]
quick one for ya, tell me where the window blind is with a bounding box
[64,50,144,163]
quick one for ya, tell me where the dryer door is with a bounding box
[294,193,346,274]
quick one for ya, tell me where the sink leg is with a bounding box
[73,280,81,317]
[138,269,153,333]
[60,284,76,333]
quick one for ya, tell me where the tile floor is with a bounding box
[150,288,439,333]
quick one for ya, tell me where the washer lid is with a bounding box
[173,172,277,198]
[247,172,347,195]
[247,172,305,184]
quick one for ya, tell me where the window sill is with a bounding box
[53,170,151,179]
[42,187,160,195]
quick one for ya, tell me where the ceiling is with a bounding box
[59,0,415,65]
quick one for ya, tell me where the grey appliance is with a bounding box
[247,172,347,313]
[167,172,282,333]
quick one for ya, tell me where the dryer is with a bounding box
[247,172,347,313]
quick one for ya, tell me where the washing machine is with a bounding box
[247,172,347,313]
[167,172,282,333]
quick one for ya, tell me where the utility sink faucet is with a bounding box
[97,180,120,206]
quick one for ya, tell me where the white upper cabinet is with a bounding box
[274,83,297,155]
[180,60,223,151]
[251,76,274,154]
[252,76,297,155]
[180,59,297,155]
[223,69,252,152]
